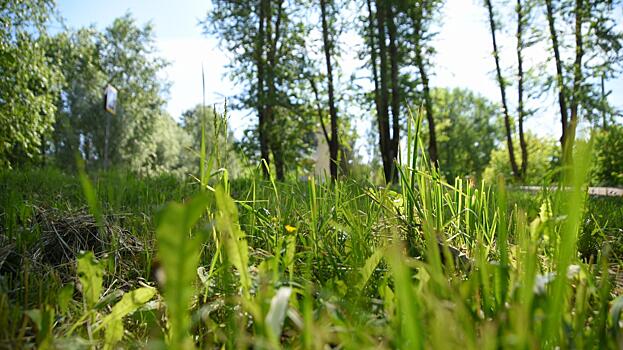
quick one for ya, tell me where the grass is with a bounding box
[1,119,623,348]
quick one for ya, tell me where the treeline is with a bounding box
[206,0,622,183]
[1,3,240,176]
[1,0,622,185]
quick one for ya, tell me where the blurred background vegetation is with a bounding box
[2,0,622,186]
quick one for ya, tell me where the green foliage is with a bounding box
[151,112,193,176]
[483,133,559,184]
[592,125,623,186]
[57,283,74,314]
[205,1,318,177]
[1,3,623,347]
[0,0,62,167]
[98,287,157,350]
[25,306,54,349]
[77,251,104,309]
[48,14,184,175]
[1,159,622,348]
[215,186,251,298]
[156,193,210,349]
[181,105,242,177]
[430,88,501,180]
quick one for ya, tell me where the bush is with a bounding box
[483,134,560,185]
[592,125,623,187]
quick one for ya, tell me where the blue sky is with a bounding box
[55,0,623,145]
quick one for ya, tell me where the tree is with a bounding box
[515,0,530,178]
[364,0,402,182]
[0,0,62,167]
[431,88,501,181]
[544,0,623,158]
[180,104,242,177]
[49,14,176,175]
[409,0,443,167]
[319,0,340,180]
[206,0,314,180]
[48,27,107,167]
[101,15,170,174]
[484,0,522,180]
[592,125,623,187]
[361,0,443,182]
[149,112,192,176]
[483,134,559,185]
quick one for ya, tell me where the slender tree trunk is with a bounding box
[417,54,437,167]
[256,0,269,177]
[567,0,583,157]
[366,0,386,174]
[413,3,438,166]
[601,73,607,129]
[545,0,570,152]
[266,0,285,180]
[386,3,400,179]
[516,0,528,177]
[309,77,331,145]
[320,0,339,180]
[374,0,393,182]
[485,0,521,180]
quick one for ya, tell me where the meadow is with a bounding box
[1,119,623,350]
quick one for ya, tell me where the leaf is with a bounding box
[385,245,423,350]
[610,295,623,337]
[265,287,292,340]
[77,251,103,309]
[103,318,124,350]
[57,283,74,314]
[356,246,386,291]
[99,287,157,329]
[25,305,54,349]
[92,287,157,349]
[156,193,210,349]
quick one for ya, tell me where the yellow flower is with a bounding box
[285,225,297,233]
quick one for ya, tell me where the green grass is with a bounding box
[1,135,623,348]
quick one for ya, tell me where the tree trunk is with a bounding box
[266,0,285,180]
[366,0,386,174]
[567,0,583,158]
[601,73,607,129]
[320,0,339,180]
[413,2,438,166]
[273,145,285,180]
[374,0,393,182]
[256,0,269,177]
[417,54,437,167]
[485,0,521,180]
[516,0,528,177]
[386,3,400,179]
[545,0,570,153]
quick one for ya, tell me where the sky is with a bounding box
[55,0,623,146]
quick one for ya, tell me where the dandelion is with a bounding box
[285,224,297,233]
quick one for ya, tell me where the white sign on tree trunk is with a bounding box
[104,84,118,115]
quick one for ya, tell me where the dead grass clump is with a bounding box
[0,235,19,276]
[30,206,144,268]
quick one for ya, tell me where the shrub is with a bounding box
[592,125,623,187]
